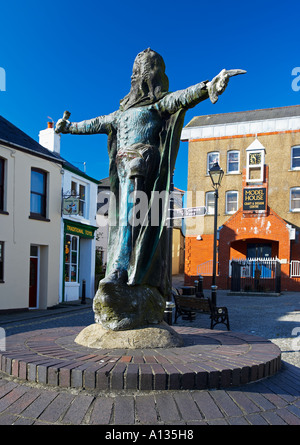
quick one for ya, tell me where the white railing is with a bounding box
[229,257,279,278]
[290,261,300,277]
[197,260,219,276]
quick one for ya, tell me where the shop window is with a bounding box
[205,191,215,215]
[226,191,238,214]
[0,241,4,282]
[65,234,79,282]
[291,146,300,170]
[0,157,5,212]
[227,151,239,173]
[207,152,219,173]
[30,168,47,218]
[290,187,300,212]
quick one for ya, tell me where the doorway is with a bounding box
[247,242,272,259]
[29,245,39,308]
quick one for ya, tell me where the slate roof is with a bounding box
[0,115,100,183]
[0,115,63,163]
[185,105,300,128]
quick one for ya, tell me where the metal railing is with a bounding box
[291,260,300,277]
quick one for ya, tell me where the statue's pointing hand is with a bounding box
[207,69,246,104]
[55,111,71,133]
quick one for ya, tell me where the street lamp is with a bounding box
[209,162,224,306]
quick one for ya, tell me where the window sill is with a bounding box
[29,214,50,222]
[0,210,9,215]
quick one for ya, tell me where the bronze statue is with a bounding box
[56,48,245,333]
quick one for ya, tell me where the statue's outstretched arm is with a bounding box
[55,111,117,135]
[156,69,246,114]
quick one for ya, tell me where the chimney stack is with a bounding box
[39,120,61,154]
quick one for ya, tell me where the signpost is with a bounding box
[170,206,206,219]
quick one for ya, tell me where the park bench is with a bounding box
[172,286,230,330]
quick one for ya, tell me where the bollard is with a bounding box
[164,301,175,325]
[196,275,204,298]
[81,280,86,304]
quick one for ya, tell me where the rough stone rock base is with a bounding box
[74,322,184,349]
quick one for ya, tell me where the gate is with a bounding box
[230,258,281,293]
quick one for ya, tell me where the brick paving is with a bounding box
[0,286,300,426]
[0,324,281,392]
[0,361,299,425]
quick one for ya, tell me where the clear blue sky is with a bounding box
[1,0,300,191]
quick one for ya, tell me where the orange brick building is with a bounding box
[181,105,300,292]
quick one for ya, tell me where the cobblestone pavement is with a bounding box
[0,283,299,427]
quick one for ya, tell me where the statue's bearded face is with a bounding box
[130,49,169,95]
[120,49,169,109]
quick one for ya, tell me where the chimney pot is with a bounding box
[47,121,54,128]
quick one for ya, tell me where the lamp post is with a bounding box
[209,162,224,306]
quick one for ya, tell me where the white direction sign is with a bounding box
[170,206,206,219]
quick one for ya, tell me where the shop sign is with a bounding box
[65,223,95,239]
[243,187,267,212]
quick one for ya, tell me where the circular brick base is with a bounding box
[1,326,281,391]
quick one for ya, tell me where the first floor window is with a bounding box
[226,191,238,214]
[65,235,79,282]
[207,152,219,173]
[291,146,300,170]
[0,241,4,282]
[30,168,47,217]
[205,191,215,215]
[227,151,239,173]
[290,187,300,211]
[0,157,5,211]
[71,180,86,217]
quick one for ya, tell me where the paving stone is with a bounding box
[89,397,113,425]
[192,391,224,420]
[173,391,203,421]
[155,393,181,423]
[210,390,244,417]
[135,394,158,424]
[38,393,75,423]
[113,395,135,425]
[20,391,58,420]
[61,394,94,425]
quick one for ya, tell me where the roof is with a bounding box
[185,105,300,128]
[0,115,100,184]
[0,115,63,163]
[98,177,110,188]
[62,159,100,184]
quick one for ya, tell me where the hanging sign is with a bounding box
[63,197,79,215]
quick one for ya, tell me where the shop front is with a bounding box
[63,219,97,302]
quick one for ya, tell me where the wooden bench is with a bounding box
[172,288,230,330]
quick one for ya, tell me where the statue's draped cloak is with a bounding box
[106,106,186,298]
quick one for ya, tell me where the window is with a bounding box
[0,158,5,211]
[0,241,4,282]
[71,180,86,217]
[291,146,300,170]
[290,187,300,212]
[65,234,79,282]
[227,151,239,173]
[226,191,238,214]
[30,168,47,218]
[205,191,215,215]
[207,152,219,173]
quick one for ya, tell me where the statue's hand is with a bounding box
[207,69,246,104]
[55,111,71,133]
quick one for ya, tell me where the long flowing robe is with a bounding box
[69,81,209,299]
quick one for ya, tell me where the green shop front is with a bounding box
[63,219,97,302]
